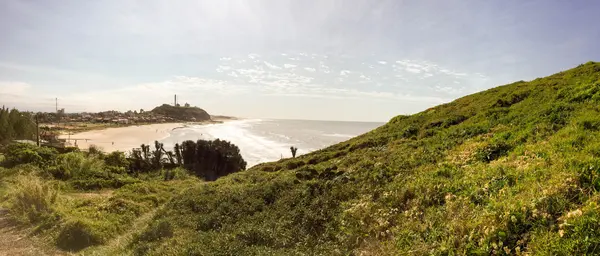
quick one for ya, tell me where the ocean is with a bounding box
[159,119,384,167]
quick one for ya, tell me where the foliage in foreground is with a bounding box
[0,138,244,252]
[129,62,600,255]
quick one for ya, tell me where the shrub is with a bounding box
[5,174,58,224]
[180,139,247,181]
[285,160,305,170]
[134,220,174,243]
[474,141,512,162]
[402,125,419,138]
[2,143,57,167]
[50,152,105,180]
[105,151,129,168]
[87,144,104,157]
[56,219,102,251]
[163,167,190,181]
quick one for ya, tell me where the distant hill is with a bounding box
[150,104,211,121]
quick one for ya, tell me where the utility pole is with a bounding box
[35,114,40,146]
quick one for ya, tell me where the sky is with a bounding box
[0,0,599,122]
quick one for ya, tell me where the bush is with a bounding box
[285,160,304,170]
[474,141,512,162]
[50,152,105,180]
[5,174,58,224]
[56,219,102,251]
[2,143,57,167]
[163,167,190,181]
[134,220,174,243]
[180,139,247,181]
[105,151,129,174]
[87,144,104,157]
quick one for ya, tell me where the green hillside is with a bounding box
[128,62,600,255]
[151,104,211,121]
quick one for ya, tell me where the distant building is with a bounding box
[13,139,37,145]
[114,118,129,124]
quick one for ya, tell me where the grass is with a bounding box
[2,61,600,255]
[0,158,200,253]
[3,174,58,225]
[124,61,600,255]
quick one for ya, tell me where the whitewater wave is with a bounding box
[159,119,380,168]
[322,133,355,138]
[161,119,296,167]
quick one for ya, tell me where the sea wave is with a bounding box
[322,133,355,138]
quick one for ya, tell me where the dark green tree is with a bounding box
[180,139,246,181]
[174,143,183,165]
[290,146,298,158]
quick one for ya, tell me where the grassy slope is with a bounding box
[128,62,600,255]
[0,165,200,255]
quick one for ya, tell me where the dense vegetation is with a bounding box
[0,107,37,143]
[126,61,600,255]
[2,62,600,255]
[0,138,245,253]
[151,104,211,121]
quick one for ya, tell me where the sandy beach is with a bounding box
[59,123,184,153]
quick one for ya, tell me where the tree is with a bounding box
[290,146,298,158]
[0,108,13,142]
[152,141,164,169]
[180,139,246,181]
[174,143,183,165]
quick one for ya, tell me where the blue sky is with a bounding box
[0,0,599,121]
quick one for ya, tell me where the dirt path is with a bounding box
[0,209,67,256]
[81,208,159,255]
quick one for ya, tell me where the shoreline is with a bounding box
[58,122,186,153]
[56,118,239,153]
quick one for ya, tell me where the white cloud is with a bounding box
[439,69,467,77]
[216,65,232,72]
[304,67,316,72]
[263,61,282,70]
[0,81,31,96]
[319,61,331,73]
[284,64,297,69]
[248,53,260,59]
[434,85,464,95]
[219,57,232,61]
[378,61,387,65]
[406,67,422,73]
[340,70,351,76]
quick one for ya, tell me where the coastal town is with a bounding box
[15,95,219,149]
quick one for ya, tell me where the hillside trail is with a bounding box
[1,185,194,255]
[81,208,160,256]
[81,185,195,255]
[0,189,113,256]
[0,208,68,256]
